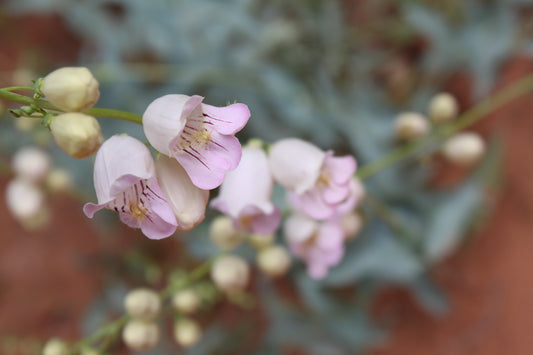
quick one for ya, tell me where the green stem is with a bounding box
[2,86,35,92]
[356,72,533,180]
[0,88,143,124]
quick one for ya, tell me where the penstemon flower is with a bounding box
[210,145,281,235]
[284,213,345,279]
[142,94,250,190]
[83,135,178,239]
[269,138,357,220]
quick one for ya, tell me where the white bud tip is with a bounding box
[209,216,244,250]
[174,318,202,348]
[42,339,69,355]
[211,255,250,294]
[256,245,291,278]
[394,112,429,140]
[122,320,160,352]
[172,289,201,314]
[442,132,485,166]
[124,288,161,321]
[12,147,51,183]
[428,92,458,124]
[50,113,103,159]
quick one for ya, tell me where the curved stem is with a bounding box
[356,72,533,181]
[0,88,143,124]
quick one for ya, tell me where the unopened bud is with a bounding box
[209,216,244,250]
[428,93,458,124]
[211,255,250,294]
[12,147,51,183]
[45,169,73,193]
[248,233,274,250]
[174,318,202,348]
[41,67,100,112]
[122,320,160,352]
[256,245,291,278]
[50,113,103,159]
[342,212,363,240]
[6,179,44,220]
[42,338,69,355]
[442,132,485,166]
[124,288,161,321]
[172,288,201,314]
[394,112,429,140]
[80,349,100,355]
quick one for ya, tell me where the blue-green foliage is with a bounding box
[4,0,520,353]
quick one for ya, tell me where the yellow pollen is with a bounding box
[129,201,147,223]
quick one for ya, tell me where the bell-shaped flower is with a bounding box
[143,94,250,190]
[155,155,209,231]
[83,135,178,240]
[284,213,345,279]
[211,145,281,235]
[269,138,357,220]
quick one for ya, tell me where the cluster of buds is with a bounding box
[5,146,73,230]
[394,92,485,166]
[122,288,162,352]
[40,67,103,159]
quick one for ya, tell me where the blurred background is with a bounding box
[1,0,533,354]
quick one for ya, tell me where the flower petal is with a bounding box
[143,94,203,156]
[269,138,325,194]
[201,102,250,135]
[235,204,282,235]
[323,153,357,185]
[155,155,209,231]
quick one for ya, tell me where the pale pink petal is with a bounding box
[284,214,317,244]
[235,204,282,235]
[210,146,274,217]
[175,131,241,190]
[155,155,209,231]
[201,103,250,135]
[92,136,155,204]
[139,211,178,240]
[142,95,202,156]
[316,222,345,250]
[323,153,357,185]
[308,263,328,279]
[321,182,350,205]
[334,178,362,215]
[268,138,325,194]
[295,190,336,220]
[83,202,105,218]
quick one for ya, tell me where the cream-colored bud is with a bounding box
[172,288,201,314]
[394,112,429,140]
[122,320,160,352]
[211,255,250,294]
[342,212,363,241]
[209,216,244,250]
[442,132,485,166]
[42,338,69,355]
[45,169,73,193]
[80,349,100,355]
[12,147,51,183]
[174,318,202,348]
[6,179,44,220]
[428,92,458,124]
[248,233,275,250]
[41,67,100,112]
[50,113,103,159]
[124,288,161,321]
[256,245,291,278]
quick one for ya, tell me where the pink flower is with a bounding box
[269,138,356,220]
[83,135,178,239]
[284,213,345,279]
[211,145,281,235]
[155,155,209,231]
[142,95,250,190]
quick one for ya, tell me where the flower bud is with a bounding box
[211,255,250,294]
[50,113,103,159]
[256,245,291,278]
[428,93,458,124]
[394,112,429,140]
[172,288,201,315]
[442,132,485,166]
[41,67,100,112]
[42,339,69,355]
[45,168,73,193]
[209,216,244,250]
[122,320,160,352]
[12,147,51,183]
[342,212,363,241]
[80,349,101,355]
[248,233,275,250]
[174,318,202,348]
[6,179,44,221]
[124,288,161,321]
